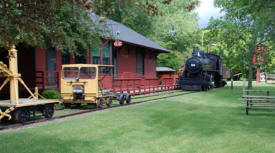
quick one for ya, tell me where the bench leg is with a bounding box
[246,107,249,115]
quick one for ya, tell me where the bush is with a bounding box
[42,90,60,99]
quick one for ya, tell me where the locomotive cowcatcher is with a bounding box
[61,64,131,108]
[178,47,230,91]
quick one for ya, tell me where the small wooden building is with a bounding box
[156,67,178,85]
[0,14,171,96]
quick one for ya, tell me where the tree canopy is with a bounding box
[2,0,273,82]
[0,0,105,53]
[204,0,275,87]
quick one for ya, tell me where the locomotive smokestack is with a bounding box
[192,47,199,56]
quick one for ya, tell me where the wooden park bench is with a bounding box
[241,90,275,115]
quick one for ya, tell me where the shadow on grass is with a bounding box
[246,109,275,117]
[141,100,275,139]
[1,128,113,153]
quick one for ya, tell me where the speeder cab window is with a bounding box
[80,67,96,79]
[63,67,79,79]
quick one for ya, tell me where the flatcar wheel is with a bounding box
[119,94,125,105]
[43,105,54,118]
[126,94,131,104]
[75,103,81,108]
[97,98,104,109]
[64,103,71,108]
[14,110,30,123]
[107,97,112,107]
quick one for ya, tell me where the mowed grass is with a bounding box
[1,82,275,153]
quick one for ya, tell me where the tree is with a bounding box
[212,0,275,88]
[150,0,200,71]
[0,0,179,52]
[0,0,104,53]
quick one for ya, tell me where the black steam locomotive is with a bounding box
[178,47,230,91]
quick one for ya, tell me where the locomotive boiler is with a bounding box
[178,47,230,91]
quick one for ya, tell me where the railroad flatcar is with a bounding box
[178,47,230,91]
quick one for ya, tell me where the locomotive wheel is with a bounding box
[14,109,31,123]
[107,97,112,107]
[126,94,131,104]
[43,105,54,119]
[97,98,104,109]
[119,94,125,105]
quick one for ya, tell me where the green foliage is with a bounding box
[157,51,181,73]
[149,0,200,71]
[149,0,200,51]
[204,19,250,77]
[206,0,275,86]
[42,90,60,99]
[0,0,102,52]
[212,0,275,87]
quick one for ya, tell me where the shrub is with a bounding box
[42,90,60,99]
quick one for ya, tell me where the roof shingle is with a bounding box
[89,14,169,53]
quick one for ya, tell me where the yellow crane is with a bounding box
[0,46,59,123]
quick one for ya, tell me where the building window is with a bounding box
[93,49,100,64]
[113,50,118,78]
[103,43,110,65]
[136,50,144,76]
[93,41,110,65]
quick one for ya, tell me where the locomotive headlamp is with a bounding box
[73,85,84,94]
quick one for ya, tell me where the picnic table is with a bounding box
[241,90,275,115]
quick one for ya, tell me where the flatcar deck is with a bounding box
[0,99,59,107]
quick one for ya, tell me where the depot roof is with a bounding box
[156,67,176,72]
[89,13,169,53]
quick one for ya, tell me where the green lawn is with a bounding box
[1,82,275,153]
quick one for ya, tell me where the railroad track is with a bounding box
[0,91,196,131]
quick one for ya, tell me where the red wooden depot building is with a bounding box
[0,14,176,97]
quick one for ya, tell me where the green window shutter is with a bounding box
[102,43,110,57]
[93,49,100,57]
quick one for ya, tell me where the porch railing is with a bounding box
[112,77,178,95]
[35,71,178,95]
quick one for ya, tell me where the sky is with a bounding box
[195,0,224,28]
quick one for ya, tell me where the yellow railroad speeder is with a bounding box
[61,64,131,108]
